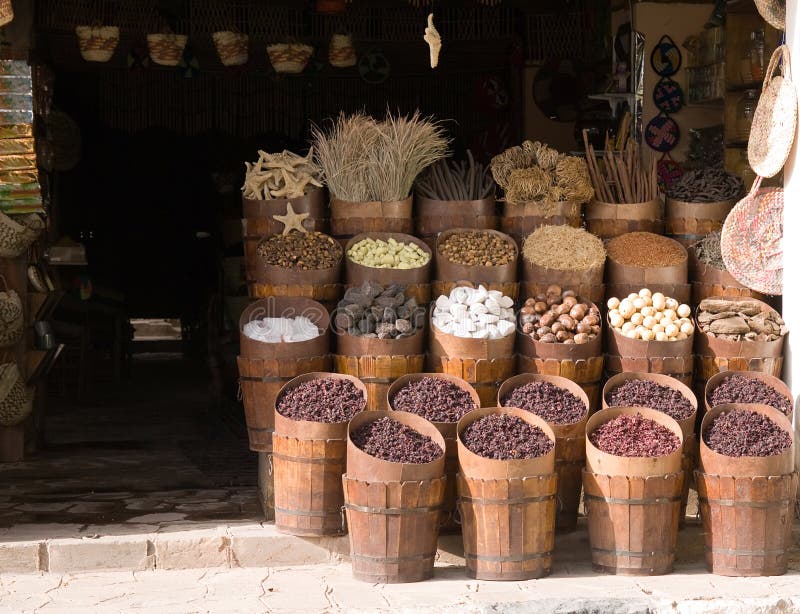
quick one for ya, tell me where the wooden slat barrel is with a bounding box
[497,374,590,532]
[697,404,797,576]
[583,407,684,575]
[605,236,690,305]
[665,198,735,247]
[605,327,695,388]
[703,371,793,419]
[521,260,605,305]
[585,199,664,240]
[343,410,446,583]
[457,407,557,580]
[689,248,767,304]
[501,200,582,248]
[330,197,413,243]
[415,196,497,248]
[272,373,366,536]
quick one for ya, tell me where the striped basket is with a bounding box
[212,31,249,67]
[75,26,120,63]
[147,33,188,67]
[267,43,313,74]
[328,34,356,68]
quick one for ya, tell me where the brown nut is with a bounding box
[522,322,535,334]
[590,325,601,335]
[546,295,560,307]
[556,330,572,342]
[562,296,578,308]
[536,326,552,337]
[535,293,547,302]
[562,290,576,298]
[584,314,600,327]
[576,321,592,334]
[520,314,536,325]
[563,338,576,344]
[533,301,548,314]
[574,333,590,344]
[589,306,600,316]
[556,303,571,316]
[557,315,576,331]
[550,322,564,334]
[539,333,556,343]
[569,305,587,320]
[525,298,536,307]
[546,284,562,296]
[520,305,535,316]
[539,313,556,327]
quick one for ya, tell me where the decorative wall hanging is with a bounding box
[329,34,356,68]
[648,36,683,188]
[650,35,681,77]
[147,33,188,67]
[212,31,249,67]
[645,113,680,152]
[358,49,390,84]
[267,43,313,74]
[652,78,684,114]
[75,25,119,63]
[656,153,683,190]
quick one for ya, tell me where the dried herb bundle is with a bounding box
[694,230,725,270]
[415,150,494,200]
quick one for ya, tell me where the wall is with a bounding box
[522,64,577,153]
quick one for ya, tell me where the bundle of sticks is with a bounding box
[416,150,495,200]
[582,123,658,204]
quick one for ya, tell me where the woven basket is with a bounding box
[0,0,12,27]
[267,43,313,74]
[0,276,22,348]
[721,178,783,296]
[75,26,119,63]
[0,362,32,427]
[329,34,356,68]
[755,0,785,30]
[748,46,797,178]
[0,212,44,258]
[147,33,188,67]
[212,31,249,67]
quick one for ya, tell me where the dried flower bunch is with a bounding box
[312,110,449,202]
[242,149,322,200]
[490,140,594,207]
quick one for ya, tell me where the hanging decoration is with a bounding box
[423,13,441,68]
[176,49,200,78]
[648,35,683,188]
[358,49,390,84]
[650,35,682,77]
[652,78,684,114]
[127,46,150,71]
[645,114,680,152]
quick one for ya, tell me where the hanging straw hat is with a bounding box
[721,179,783,296]
[748,46,797,178]
[754,0,785,31]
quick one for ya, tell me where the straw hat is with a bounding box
[754,0,785,30]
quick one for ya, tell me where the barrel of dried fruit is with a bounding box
[433,228,519,301]
[501,200,582,248]
[251,232,343,307]
[457,406,558,580]
[602,372,698,525]
[272,373,366,536]
[605,325,694,387]
[497,374,590,532]
[386,374,480,531]
[416,196,497,248]
[697,403,797,576]
[703,371,793,419]
[665,198,735,247]
[690,253,766,305]
[344,233,432,304]
[242,188,328,283]
[694,298,786,403]
[583,406,684,575]
[237,297,332,452]
[343,410,446,583]
[330,197,414,243]
[585,198,664,240]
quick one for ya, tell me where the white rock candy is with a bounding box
[498,295,515,309]
[244,316,321,343]
[435,295,451,310]
[449,303,468,319]
[496,320,515,337]
[432,286,516,339]
[470,302,489,316]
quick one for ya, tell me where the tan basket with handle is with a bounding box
[0,275,22,348]
[75,26,119,62]
[147,33,188,67]
[267,43,314,74]
[0,362,33,427]
[0,0,13,27]
[212,31,249,67]
[754,0,785,30]
[0,212,43,258]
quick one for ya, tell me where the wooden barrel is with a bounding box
[242,189,328,283]
[517,322,604,412]
[250,232,342,305]
[344,232,432,304]
[697,403,797,576]
[605,326,695,387]
[602,372,698,525]
[689,252,766,304]
[585,198,664,240]
[272,372,366,536]
[583,406,684,575]
[665,197,735,247]
[238,297,332,452]
[605,236,690,305]
[334,328,426,411]
[330,197,413,242]
[497,374,590,532]
[704,371,793,419]
[343,410,446,583]
[416,196,497,248]
[429,314,516,407]
[501,200,582,248]
[386,373,480,531]
[521,259,605,305]
[457,406,557,580]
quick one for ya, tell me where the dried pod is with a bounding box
[562,295,578,308]
[573,333,590,344]
[550,322,565,334]
[534,301,548,314]
[536,326,552,337]
[539,333,557,343]
[556,330,572,342]
[539,313,556,327]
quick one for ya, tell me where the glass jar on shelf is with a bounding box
[740,29,766,85]
[735,89,759,141]
[734,149,757,190]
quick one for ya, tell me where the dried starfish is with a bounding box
[273,203,309,235]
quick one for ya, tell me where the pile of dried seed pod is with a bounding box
[347,237,429,269]
[667,168,744,203]
[704,409,792,457]
[390,377,477,423]
[335,282,424,339]
[607,232,686,268]
[438,231,516,267]
[522,225,606,271]
[257,231,342,270]
[697,299,786,342]
[708,374,792,415]
[607,289,694,341]
[520,287,600,344]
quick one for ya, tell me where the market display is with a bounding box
[704,409,792,457]
[607,232,686,268]
[390,376,476,422]
[501,381,586,424]
[520,291,600,345]
[347,236,429,269]
[351,416,443,463]
[696,298,786,341]
[589,413,681,457]
[243,316,321,343]
[416,150,494,200]
[277,377,365,423]
[582,133,658,204]
[335,282,424,338]
[438,231,515,267]
[607,289,694,341]
[666,168,744,202]
[461,413,554,460]
[607,379,695,420]
[522,225,605,272]
[432,286,515,339]
[708,374,792,415]
[243,148,322,200]
[256,231,341,270]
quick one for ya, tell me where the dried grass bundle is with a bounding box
[504,166,551,202]
[534,142,560,171]
[490,142,537,189]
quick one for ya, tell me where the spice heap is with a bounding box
[438,231,515,267]
[520,289,600,345]
[416,150,495,200]
[242,148,322,200]
[433,285,515,339]
[347,237,429,269]
[502,381,586,424]
[257,231,341,270]
[607,289,694,341]
[704,409,792,457]
[351,417,443,463]
[697,299,786,341]
[607,379,695,421]
[694,230,725,270]
[667,168,744,203]
[607,232,686,268]
[390,377,477,423]
[243,316,320,343]
[335,282,424,339]
[490,140,594,211]
[277,378,364,423]
[708,375,792,415]
[462,414,554,460]
[522,225,606,271]
[590,413,681,457]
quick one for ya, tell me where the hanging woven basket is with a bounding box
[267,43,314,74]
[0,0,13,28]
[147,33,188,67]
[0,212,44,258]
[0,362,33,427]
[0,275,23,348]
[75,25,119,63]
[329,34,356,68]
[754,0,785,31]
[212,31,249,67]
